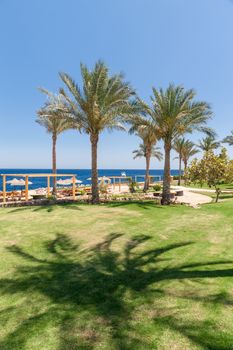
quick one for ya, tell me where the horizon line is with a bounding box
[0,167,179,171]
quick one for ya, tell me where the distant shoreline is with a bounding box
[0,169,180,191]
[0,168,179,171]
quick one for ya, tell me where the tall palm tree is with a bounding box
[173,138,185,186]
[59,61,138,204]
[197,135,220,152]
[132,141,163,191]
[182,140,199,171]
[139,84,212,204]
[222,131,233,146]
[130,125,162,191]
[36,89,73,193]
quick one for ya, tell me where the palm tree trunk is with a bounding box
[90,134,99,204]
[144,147,151,192]
[178,155,182,186]
[184,160,188,185]
[52,133,57,195]
[162,142,171,205]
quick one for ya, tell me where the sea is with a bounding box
[0,169,179,191]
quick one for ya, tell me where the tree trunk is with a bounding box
[215,186,221,203]
[178,154,182,186]
[90,134,99,204]
[162,142,171,205]
[144,147,151,192]
[52,133,57,195]
[184,160,188,185]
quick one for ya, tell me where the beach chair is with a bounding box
[20,190,26,201]
[84,187,92,195]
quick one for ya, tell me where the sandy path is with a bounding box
[28,184,212,207]
[172,186,212,207]
[110,184,212,207]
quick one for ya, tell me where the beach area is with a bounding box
[1,1,233,348]
[0,169,179,191]
[0,169,213,208]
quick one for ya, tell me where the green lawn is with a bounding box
[182,182,233,191]
[190,190,233,202]
[0,201,233,350]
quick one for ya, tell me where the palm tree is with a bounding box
[197,135,220,152]
[182,140,199,171]
[36,89,73,194]
[59,61,138,204]
[139,84,212,204]
[130,124,162,191]
[132,141,163,191]
[173,138,185,186]
[222,131,233,146]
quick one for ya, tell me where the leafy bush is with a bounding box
[173,175,183,180]
[129,181,138,193]
[47,195,56,201]
[153,184,161,192]
[99,182,108,194]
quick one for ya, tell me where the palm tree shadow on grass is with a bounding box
[107,201,165,210]
[0,234,233,349]
[9,201,163,214]
[9,202,84,214]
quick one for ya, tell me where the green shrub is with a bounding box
[129,181,138,193]
[47,195,56,201]
[99,182,108,194]
[153,184,161,192]
[173,175,184,180]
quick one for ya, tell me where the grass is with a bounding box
[172,180,233,201]
[189,190,233,201]
[0,201,233,349]
[181,182,233,191]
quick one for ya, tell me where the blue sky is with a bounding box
[0,0,233,169]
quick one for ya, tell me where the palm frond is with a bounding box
[36,88,76,135]
[59,61,138,136]
[222,131,233,146]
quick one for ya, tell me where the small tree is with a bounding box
[132,141,163,192]
[203,151,228,202]
[36,89,74,194]
[173,138,185,186]
[186,149,229,202]
[197,135,220,152]
[185,158,206,188]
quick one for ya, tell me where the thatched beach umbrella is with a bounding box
[6,178,23,186]
[87,176,110,182]
[6,178,32,188]
[6,178,33,194]
[57,179,71,186]
[57,178,82,186]
[75,179,82,184]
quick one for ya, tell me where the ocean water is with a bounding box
[0,169,179,191]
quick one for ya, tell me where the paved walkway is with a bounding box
[172,186,212,207]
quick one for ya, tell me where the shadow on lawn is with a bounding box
[9,202,84,214]
[107,200,165,210]
[0,234,233,349]
[9,201,164,214]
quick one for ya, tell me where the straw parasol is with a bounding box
[6,178,33,193]
[6,178,22,186]
[75,179,82,184]
[57,178,82,186]
[87,176,111,182]
[6,178,33,186]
